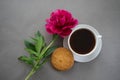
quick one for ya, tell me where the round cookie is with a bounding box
[51,47,74,71]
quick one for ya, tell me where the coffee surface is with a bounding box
[70,29,96,54]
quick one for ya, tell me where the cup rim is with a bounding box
[68,24,101,56]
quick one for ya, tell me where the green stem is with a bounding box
[25,68,36,80]
[44,35,58,52]
[24,34,59,80]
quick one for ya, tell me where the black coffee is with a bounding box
[70,29,96,54]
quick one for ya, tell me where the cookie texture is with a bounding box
[51,47,74,71]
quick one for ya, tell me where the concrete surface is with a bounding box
[0,0,120,80]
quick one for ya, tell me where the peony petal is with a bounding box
[60,28,72,37]
[46,26,53,34]
[45,9,78,37]
[46,24,56,34]
[59,16,66,26]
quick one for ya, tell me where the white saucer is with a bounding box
[63,36,102,62]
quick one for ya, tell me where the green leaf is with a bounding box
[18,56,28,61]
[18,56,34,66]
[37,31,41,36]
[25,48,38,57]
[36,58,49,70]
[40,58,49,66]
[18,31,51,70]
[30,56,38,61]
[34,32,45,53]
[24,40,35,51]
[35,31,45,42]
[35,31,41,37]
[35,36,43,53]
[43,46,58,58]
[31,37,37,42]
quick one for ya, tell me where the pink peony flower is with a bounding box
[45,9,78,37]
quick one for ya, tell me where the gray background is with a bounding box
[0,0,120,80]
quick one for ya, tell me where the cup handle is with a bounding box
[98,35,102,39]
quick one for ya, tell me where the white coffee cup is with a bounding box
[68,24,102,62]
